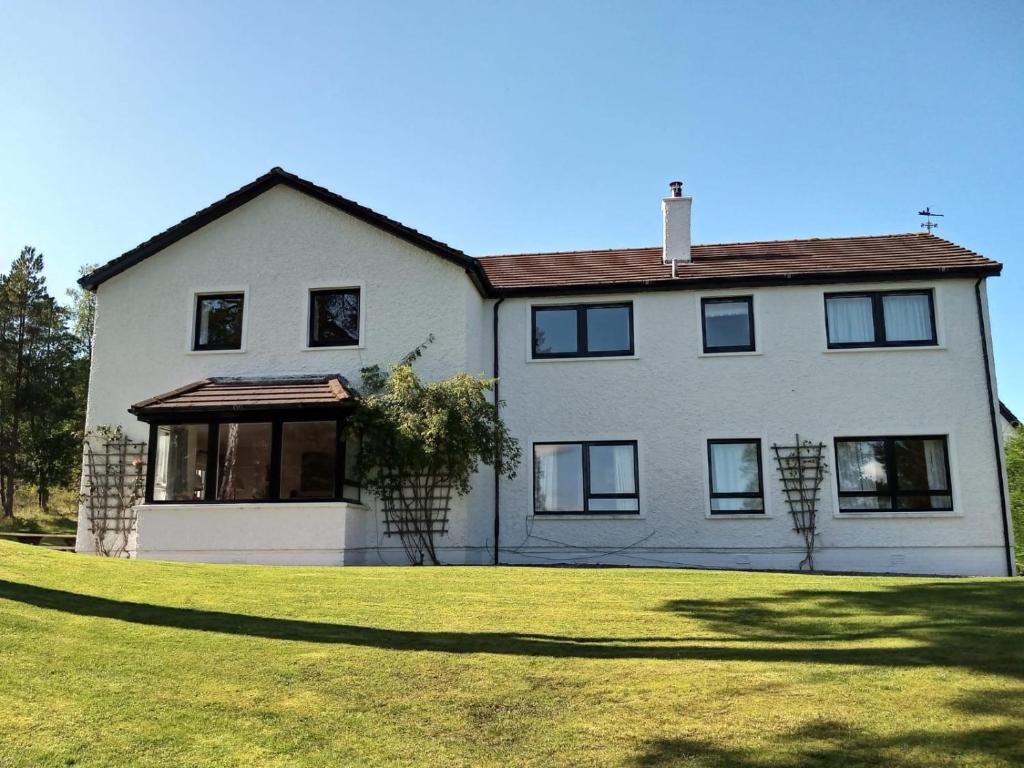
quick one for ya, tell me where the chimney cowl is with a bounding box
[669,180,683,198]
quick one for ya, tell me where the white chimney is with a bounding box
[662,180,692,264]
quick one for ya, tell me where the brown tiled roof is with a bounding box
[81,167,1002,297]
[479,233,1001,294]
[130,375,356,418]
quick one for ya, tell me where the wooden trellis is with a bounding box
[771,435,828,571]
[82,427,147,558]
[380,476,452,565]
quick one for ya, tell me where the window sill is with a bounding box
[823,345,945,355]
[527,355,638,364]
[697,350,762,358]
[704,512,773,520]
[833,510,961,519]
[186,348,247,355]
[302,344,365,352]
[140,501,367,510]
[528,514,645,521]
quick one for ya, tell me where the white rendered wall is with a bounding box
[495,278,1013,576]
[76,185,492,562]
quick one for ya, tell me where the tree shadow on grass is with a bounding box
[0,578,1022,680]
[632,724,1024,768]
[661,581,1024,680]
[632,689,1024,768]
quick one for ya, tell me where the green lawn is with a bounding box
[0,486,78,535]
[0,543,1021,767]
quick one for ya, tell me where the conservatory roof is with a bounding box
[129,375,357,419]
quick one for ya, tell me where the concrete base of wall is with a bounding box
[128,502,369,566]
[497,545,1010,576]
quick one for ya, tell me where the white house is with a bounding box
[75,168,1016,576]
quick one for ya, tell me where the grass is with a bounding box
[0,544,1021,767]
[0,486,78,535]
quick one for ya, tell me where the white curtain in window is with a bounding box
[589,444,635,494]
[882,294,932,341]
[924,438,949,506]
[827,297,875,343]
[710,443,754,493]
[534,444,584,511]
[704,301,747,320]
[837,440,887,492]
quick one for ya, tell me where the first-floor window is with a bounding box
[532,303,634,358]
[707,439,765,513]
[309,288,360,347]
[533,441,639,514]
[148,416,360,504]
[194,293,244,351]
[702,296,755,353]
[835,435,952,512]
[825,290,936,348]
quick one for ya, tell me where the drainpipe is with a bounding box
[974,277,1015,576]
[492,297,505,566]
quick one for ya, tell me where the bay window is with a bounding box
[147,415,360,504]
[533,440,639,514]
[835,435,952,512]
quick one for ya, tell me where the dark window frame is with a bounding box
[308,287,362,348]
[824,289,937,349]
[144,410,360,505]
[834,434,953,513]
[701,296,756,353]
[532,439,640,515]
[706,438,766,515]
[192,292,245,351]
[531,302,635,359]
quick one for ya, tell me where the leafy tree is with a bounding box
[1006,427,1024,572]
[66,263,98,359]
[0,247,82,516]
[350,339,521,564]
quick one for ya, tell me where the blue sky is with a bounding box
[1,1,1021,409]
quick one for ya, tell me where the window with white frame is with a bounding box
[533,441,639,514]
[824,290,936,348]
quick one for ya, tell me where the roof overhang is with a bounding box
[129,375,358,422]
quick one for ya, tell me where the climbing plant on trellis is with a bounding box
[350,337,520,565]
[81,425,147,557]
[771,436,828,571]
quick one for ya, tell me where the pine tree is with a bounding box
[0,247,81,516]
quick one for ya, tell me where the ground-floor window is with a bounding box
[533,440,639,515]
[149,416,360,504]
[835,435,952,512]
[707,439,765,514]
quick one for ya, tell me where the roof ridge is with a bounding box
[478,232,926,260]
